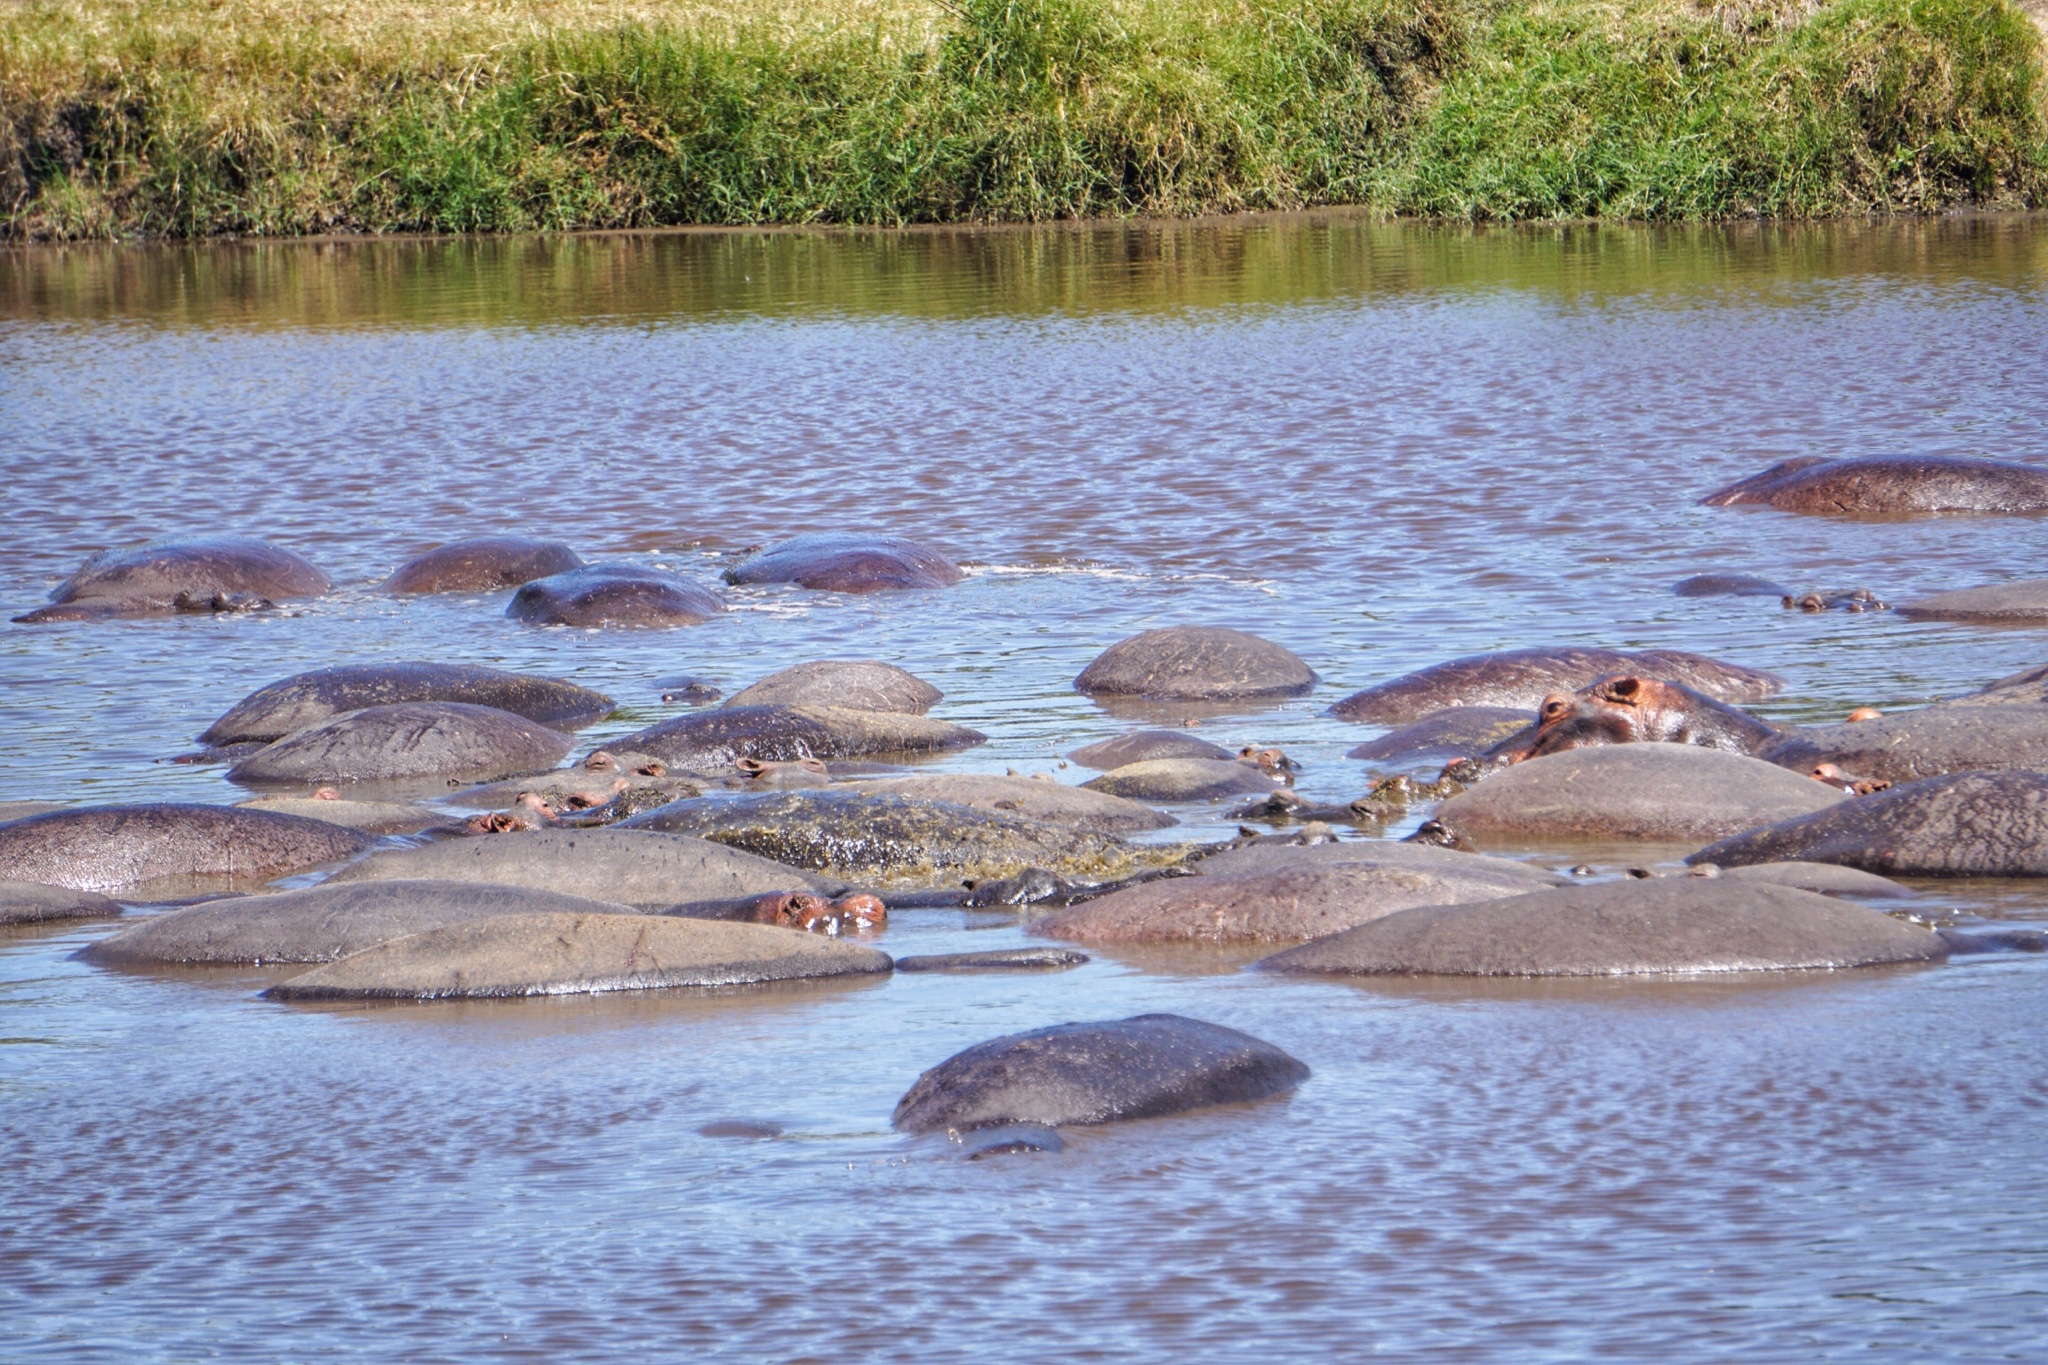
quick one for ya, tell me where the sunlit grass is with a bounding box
[2,0,2042,236]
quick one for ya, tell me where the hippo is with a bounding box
[658,677,724,705]
[507,564,725,627]
[266,912,892,1000]
[1257,879,1946,977]
[234,795,446,835]
[1435,745,1846,845]
[891,1014,1307,1135]
[1688,770,2048,876]
[894,948,1090,973]
[13,536,330,623]
[846,774,1173,832]
[1782,588,1887,613]
[1067,730,1236,769]
[724,660,942,714]
[723,890,890,936]
[1946,661,2048,707]
[1345,707,1535,766]
[723,534,963,592]
[1705,861,1916,899]
[226,702,574,788]
[1699,456,2048,516]
[1031,858,1563,945]
[0,804,372,894]
[619,789,1159,887]
[1074,627,1318,703]
[1190,837,1562,887]
[602,704,985,769]
[1486,675,1784,763]
[0,880,124,925]
[330,827,834,907]
[200,662,614,746]
[1895,579,2048,625]
[79,880,639,966]
[380,537,584,594]
[1079,758,1286,802]
[1673,573,1790,597]
[1755,704,2048,784]
[1327,648,1783,725]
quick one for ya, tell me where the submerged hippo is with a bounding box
[1895,579,2048,625]
[1689,770,2048,876]
[1257,879,1946,977]
[603,704,985,769]
[13,536,330,623]
[1487,675,1784,763]
[724,534,964,592]
[227,702,575,789]
[508,564,725,627]
[619,789,1153,886]
[1079,758,1284,802]
[1436,744,1846,844]
[846,774,1175,832]
[0,881,124,925]
[1700,456,2048,516]
[724,660,943,714]
[891,1014,1308,1135]
[1673,573,1790,597]
[381,536,584,594]
[1756,704,2048,784]
[1946,661,2048,707]
[1345,707,1536,767]
[267,913,892,1001]
[200,662,614,745]
[1327,647,1783,725]
[1075,627,1318,703]
[1067,729,1236,769]
[0,804,372,894]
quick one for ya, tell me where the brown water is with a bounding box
[3,212,2047,1361]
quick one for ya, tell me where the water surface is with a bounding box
[3,212,2046,1361]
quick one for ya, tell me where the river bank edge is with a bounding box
[4,0,2046,241]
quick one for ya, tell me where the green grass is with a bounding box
[1,0,2042,236]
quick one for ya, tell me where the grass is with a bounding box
[1,0,2043,237]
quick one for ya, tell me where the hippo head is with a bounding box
[1506,674,1676,762]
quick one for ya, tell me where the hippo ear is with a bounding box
[1607,676,1644,701]
[735,756,767,775]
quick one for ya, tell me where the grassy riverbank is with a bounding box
[2,0,2044,237]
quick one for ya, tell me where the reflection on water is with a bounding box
[2,213,2047,1360]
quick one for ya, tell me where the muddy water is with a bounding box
[3,213,2047,1360]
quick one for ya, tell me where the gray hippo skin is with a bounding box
[1328,648,1783,725]
[1192,838,1562,886]
[233,796,446,835]
[202,662,614,745]
[605,704,984,768]
[891,1014,1308,1133]
[508,564,725,627]
[1080,758,1284,802]
[1485,676,1784,763]
[894,948,1090,973]
[846,774,1174,832]
[620,789,1147,886]
[1259,878,1945,976]
[331,828,832,906]
[1688,771,2048,876]
[1436,745,1845,844]
[1700,456,2048,516]
[723,534,964,592]
[1346,707,1536,765]
[1032,859,1562,945]
[81,880,637,966]
[1709,862,1916,899]
[267,912,892,1000]
[1756,705,2048,783]
[0,804,372,894]
[0,880,124,925]
[1895,580,2048,625]
[1075,627,1318,702]
[1068,730,1236,769]
[724,661,943,714]
[381,536,584,594]
[1673,573,1791,597]
[1945,661,2048,706]
[227,703,574,787]
[13,536,330,623]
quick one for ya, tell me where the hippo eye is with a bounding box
[1541,699,1571,720]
